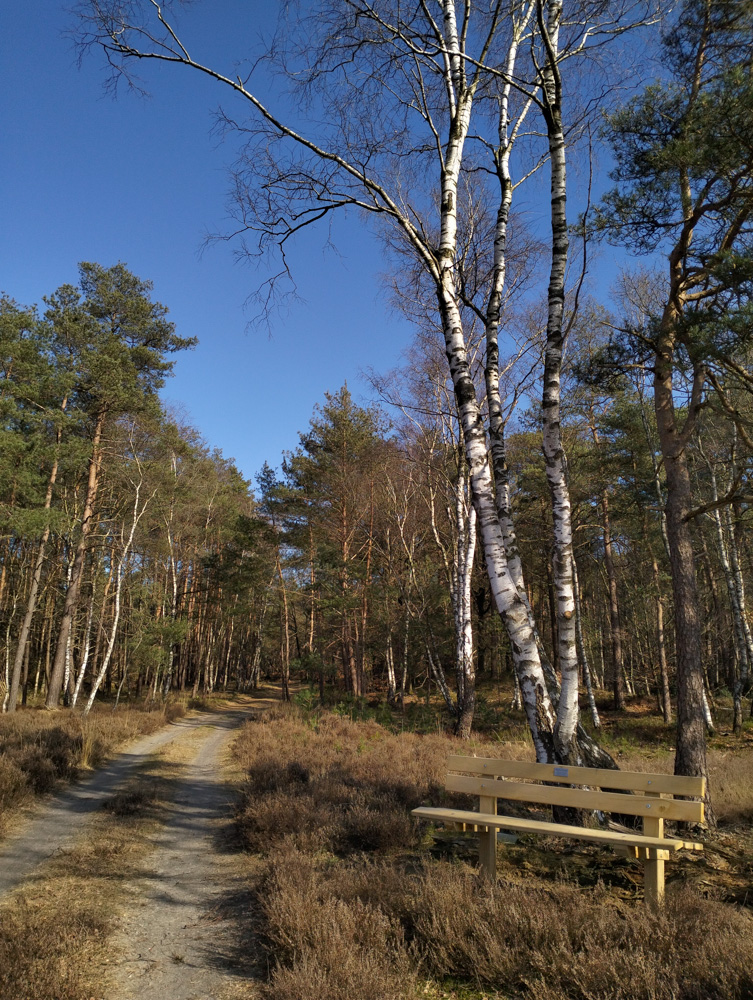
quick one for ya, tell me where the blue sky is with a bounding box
[1,2,417,483]
[2,3,642,485]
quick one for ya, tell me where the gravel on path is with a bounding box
[110,712,259,1000]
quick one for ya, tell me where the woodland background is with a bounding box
[2,0,753,818]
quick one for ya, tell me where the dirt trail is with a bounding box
[0,692,281,999]
[110,709,259,1000]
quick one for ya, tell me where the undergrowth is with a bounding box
[235,702,753,1000]
[0,758,173,1000]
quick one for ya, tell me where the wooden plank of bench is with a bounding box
[445,773,704,824]
[411,806,702,853]
[615,845,671,861]
[608,823,702,852]
[446,756,706,798]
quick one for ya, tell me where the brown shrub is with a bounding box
[0,756,28,813]
[402,864,753,999]
[234,708,504,857]
[260,850,415,1000]
[9,746,58,794]
[164,701,187,722]
[102,784,156,818]
[237,707,753,1000]
[261,852,753,1000]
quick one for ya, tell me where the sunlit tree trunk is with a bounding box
[46,408,107,708]
[84,464,154,714]
[538,0,580,762]
[655,294,711,818]
[7,430,63,712]
[573,558,600,729]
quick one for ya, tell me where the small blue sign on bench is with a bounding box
[553,767,569,777]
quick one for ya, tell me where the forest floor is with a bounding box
[1,684,752,1000]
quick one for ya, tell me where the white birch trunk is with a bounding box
[385,632,397,704]
[454,488,477,738]
[71,582,98,708]
[573,558,600,728]
[431,0,556,760]
[702,435,751,732]
[83,474,155,715]
[538,0,580,762]
[438,279,556,759]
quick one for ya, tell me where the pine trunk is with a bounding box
[654,303,711,821]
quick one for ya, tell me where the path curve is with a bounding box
[0,703,257,899]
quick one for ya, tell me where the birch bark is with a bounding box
[83,470,155,714]
[537,0,580,761]
[74,0,649,763]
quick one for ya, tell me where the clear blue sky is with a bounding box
[2,3,642,484]
[1,1,416,483]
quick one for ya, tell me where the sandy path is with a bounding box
[0,697,280,902]
[110,713,259,1000]
[0,692,284,998]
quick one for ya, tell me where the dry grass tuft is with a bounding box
[102,783,158,817]
[0,891,111,1000]
[0,757,176,1000]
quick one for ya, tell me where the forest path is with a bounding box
[0,697,264,898]
[108,701,265,1000]
[0,689,285,999]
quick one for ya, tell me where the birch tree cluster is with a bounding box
[2,263,753,793]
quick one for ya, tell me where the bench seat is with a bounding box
[412,806,703,855]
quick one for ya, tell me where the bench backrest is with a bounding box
[445,756,705,825]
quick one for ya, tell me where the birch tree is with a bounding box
[73,0,654,761]
[83,423,157,714]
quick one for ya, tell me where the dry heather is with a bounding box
[0,760,174,1000]
[261,852,753,1000]
[0,703,182,831]
[235,705,753,1000]
[603,745,753,826]
[235,704,530,855]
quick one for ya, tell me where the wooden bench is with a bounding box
[412,756,705,908]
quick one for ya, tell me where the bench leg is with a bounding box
[477,795,497,880]
[643,809,665,910]
[478,828,496,878]
[643,854,665,910]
